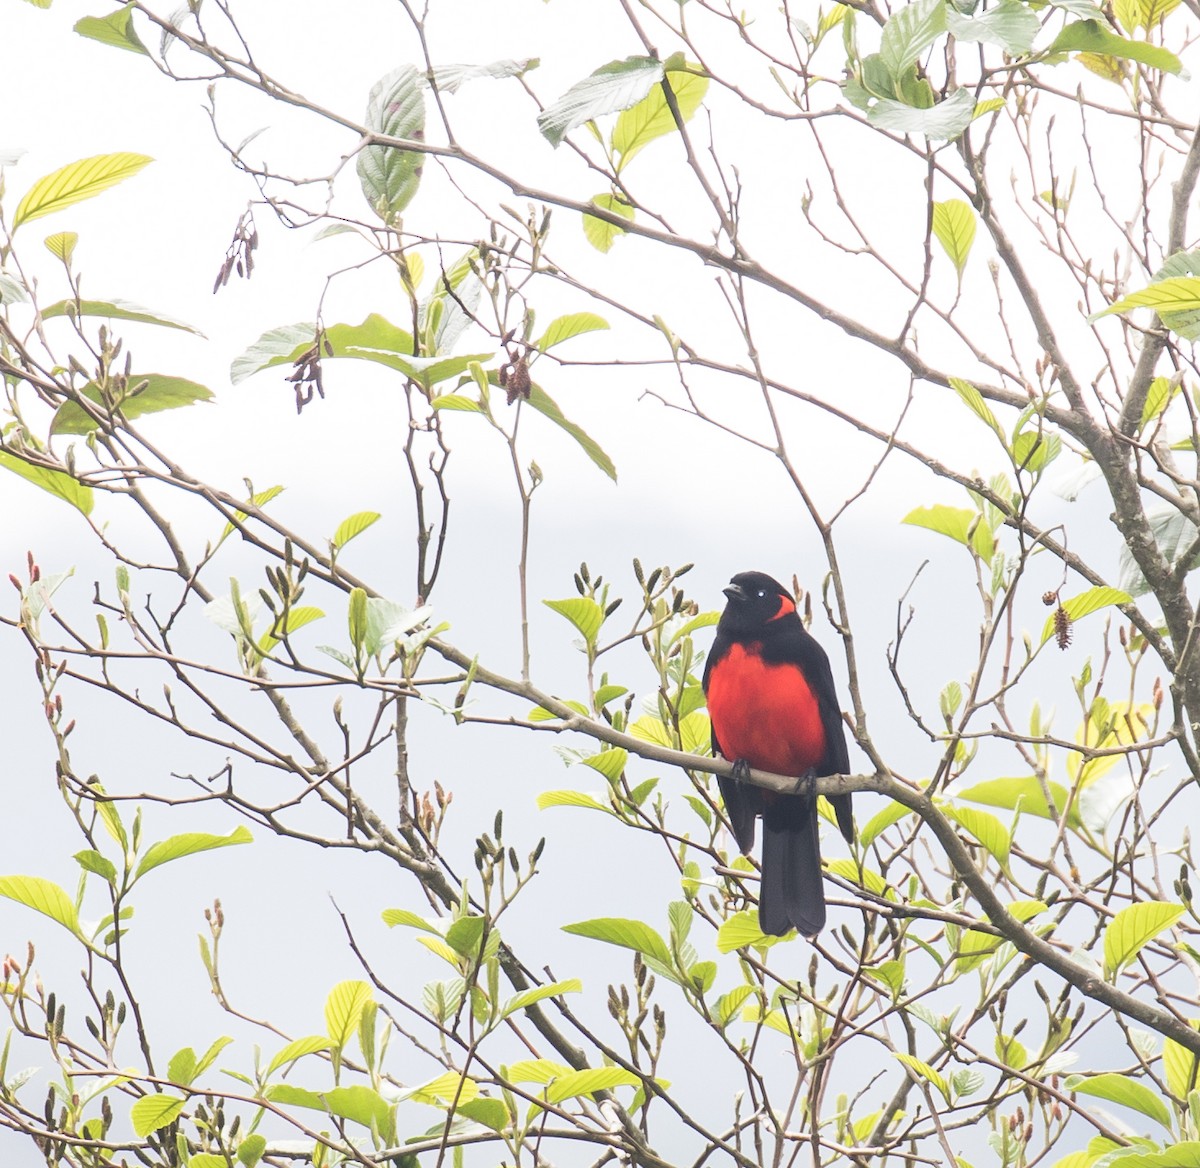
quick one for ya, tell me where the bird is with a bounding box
[702,570,854,937]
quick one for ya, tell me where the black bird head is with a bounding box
[719,570,797,633]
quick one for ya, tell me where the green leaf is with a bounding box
[0,450,94,515]
[1141,376,1177,426]
[219,485,284,544]
[358,66,425,223]
[932,200,976,276]
[51,374,214,435]
[536,790,613,813]
[562,917,672,966]
[1039,587,1132,645]
[1104,901,1185,976]
[538,56,666,148]
[527,382,617,480]
[322,1085,391,1131]
[864,959,907,997]
[957,776,1080,826]
[445,915,487,958]
[430,58,538,93]
[332,511,381,550]
[582,748,627,782]
[612,67,709,168]
[714,984,757,1026]
[325,980,374,1050]
[946,0,1039,53]
[544,597,605,645]
[264,1035,332,1079]
[431,393,484,412]
[1048,19,1183,73]
[130,1093,185,1137]
[43,232,78,262]
[535,312,610,352]
[231,315,414,384]
[14,153,152,229]
[1067,1073,1173,1130]
[1163,1023,1200,1097]
[859,800,913,848]
[1093,276,1200,325]
[501,979,583,1019]
[902,503,994,562]
[73,849,117,885]
[455,1097,510,1131]
[167,1047,198,1086]
[880,0,947,76]
[348,587,369,652]
[507,1059,573,1084]
[74,4,147,55]
[544,1067,644,1103]
[259,606,324,653]
[1119,506,1200,597]
[946,805,1011,867]
[404,1070,479,1105]
[41,298,201,335]
[382,907,442,932]
[948,377,1004,441]
[716,908,776,952]
[134,826,252,880]
[236,1133,267,1168]
[193,1035,233,1077]
[867,87,975,140]
[894,1053,950,1102]
[583,193,635,252]
[0,875,82,938]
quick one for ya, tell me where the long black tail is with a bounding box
[759,796,825,937]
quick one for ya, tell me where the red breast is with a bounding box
[706,642,827,777]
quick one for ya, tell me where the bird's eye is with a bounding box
[756,589,766,598]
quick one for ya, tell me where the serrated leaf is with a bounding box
[1068,1073,1173,1130]
[946,805,1011,867]
[323,1085,391,1131]
[1039,587,1132,645]
[545,1067,643,1103]
[325,980,374,1050]
[264,1035,332,1079]
[73,849,117,885]
[526,382,617,480]
[501,979,582,1019]
[134,826,252,879]
[714,984,757,1026]
[358,67,425,223]
[431,393,483,412]
[827,858,891,897]
[14,153,152,229]
[544,597,605,645]
[536,789,613,813]
[167,1047,197,1086]
[1104,901,1185,976]
[0,450,94,515]
[716,908,776,952]
[42,297,202,335]
[193,1035,233,1078]
[957,776,1080,826]
[0,875,82,937]
[582,748,628,781]
[259,606,324,653]
[507,1059,572,1084]
[946,1,1039,52]
[867,87,975,141]
[1094,276,1200,326]
[51,374,214,434]
[535,312,610,352]
[1048,19,1182,73]
[74,4,148,55]
[539,56,665,148]
[231,315,414,384]
[612,67,708,168]
[445,915,487,958]
[43,232,78,262]
[880,0,947,76]
[1163,1023,1200,1097]
[859,800,913,848]
[332,511,381,550]
[895,1053,950,1101]
[236,1133,267,1167]
[130,1093,185,1137]
[405,1070,478,1105]
[382,907,441,932]
[562,917,672,965]
[430,58,538,93]
[902,503,994,562]
[583,193,635,252]
[932,200,976,277]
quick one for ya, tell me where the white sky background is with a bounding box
[0,0,1165,1162]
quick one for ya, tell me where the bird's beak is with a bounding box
[723,582,747,602]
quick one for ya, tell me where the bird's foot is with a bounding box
[795,767,818,803]
[730,758,752,783]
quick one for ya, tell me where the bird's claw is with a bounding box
[794,768,818,802]
[730,758,752,783]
